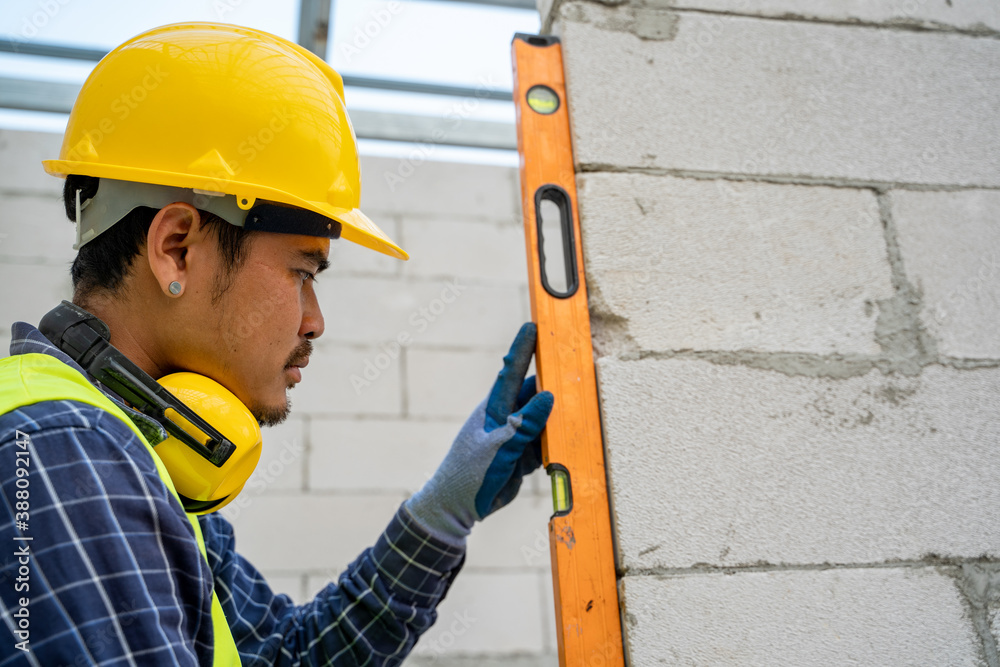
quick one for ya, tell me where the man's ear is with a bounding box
[146,202,206,298]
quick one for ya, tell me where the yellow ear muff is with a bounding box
[156,372,262,514]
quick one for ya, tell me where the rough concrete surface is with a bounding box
[579,173,893,355]
[603,0,1000,32]
[989,595,1000,661]
[960,563,1000,665]
[891,189,1000,360]
[620,567,982,666]
[596,357,1000,570]
[538,0,1000,33]
[554,4,1000,186]
[698,0,1000,33]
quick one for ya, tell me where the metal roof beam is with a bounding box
[297,0,333,57]
[0,40,514,101]
[0,76,516,150]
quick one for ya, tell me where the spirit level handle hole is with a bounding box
[535,185,578,299]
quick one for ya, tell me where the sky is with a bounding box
[0,0,540,165]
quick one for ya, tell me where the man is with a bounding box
[0,22,553,666]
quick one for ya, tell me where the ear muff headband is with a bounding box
[40,301,236,465]
[38,301,258,513]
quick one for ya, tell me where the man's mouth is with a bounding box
[285,340,312,365]
[285,342,312,383]
[288,356,310,370]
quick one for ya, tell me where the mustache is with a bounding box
[284,339,313,368]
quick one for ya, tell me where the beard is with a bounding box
[253,396,291,427]
[251,338,312,427]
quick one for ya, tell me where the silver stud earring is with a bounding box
[168,281,183,296]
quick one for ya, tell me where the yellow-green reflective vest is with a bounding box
[0,352,241,666]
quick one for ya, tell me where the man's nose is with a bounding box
[301,290,324,340]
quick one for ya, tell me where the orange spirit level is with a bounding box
[511,33,625,667]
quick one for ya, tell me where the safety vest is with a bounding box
[0,352,241,666]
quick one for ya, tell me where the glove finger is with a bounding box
[485,323,537,430]
[474,391,553,519]
[484,415,547,518]
[511,390,554,442]
[474,435,531,518]
[515,439,543,479]
[487,474,524,517]
[516,379,544,477]
[516,376,537,412]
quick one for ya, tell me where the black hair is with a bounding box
[63,175,257,304]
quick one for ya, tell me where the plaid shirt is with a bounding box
[0,322,465,666]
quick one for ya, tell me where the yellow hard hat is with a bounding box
[156,372,263,514]
[42,22,407,260]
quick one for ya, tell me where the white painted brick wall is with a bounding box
[401,217,528,283]
[293,343,404,416]
[241,415,306,494]
[579,173,893,354]
[0,262,74,326]
[0,132,74,324]
[223,493,408,572]
[554,4,1000,186]
[360,155,520,223]
[307,417,462,493]
[0,130,556,664]
[326,216,401,278]
[0,193,73,263]
[465,494,553,569]
[406,347,519,420]
[891,189,1000,359]
[621,567,981,666]
[262,574,305,604]
[319,275,524,349]
[0,130,62,194]
[411,572,548,656]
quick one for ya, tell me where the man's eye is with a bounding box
[298,270,317,283]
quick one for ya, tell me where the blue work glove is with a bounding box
[404,322,555,544]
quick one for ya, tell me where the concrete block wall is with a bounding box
[538,3,1000,665]
[0,130,557,666]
